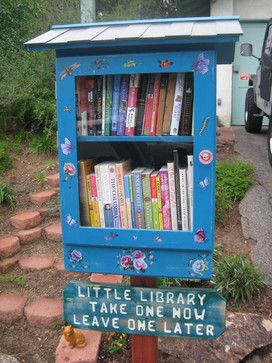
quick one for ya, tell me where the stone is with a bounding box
[47,173,60,188]
[30,190,57,206]
[55,330,102,363]
[0,354,20,363]
[44,223,62,242]
[0,256,19,271]
[19,255,55,271]
[0,236,20,259]
[16,226,42,245]
[158,313,272,363]
[55,259,65,272]
[24,297,63,327]
[38,208,49,218]
[0,293,28,322]
[90,273,123,284]
[10,211,41,230]
[217,127,235,144]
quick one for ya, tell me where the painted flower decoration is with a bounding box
[194,228,207,243]
[188,255,209,277]
[70,249,82,261]
[193,53,210,75]
[117,249,155,273]
[68,249,88,269]
[61,138,73,155]
[63,162,76,176]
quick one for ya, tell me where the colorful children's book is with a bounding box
[135,74,149,135]
[79,77,88,136]
[143,74,156,136]
[170,72,185,136]
[125,74,141,136]
[131,167,146,229]
[179,168,189,231]
[104,75,113,136]
[85,77,95,136]
[110,75,121,135]
[124,174,133,229]
[156,74,168,135]
[162,73,176,135]
[76,78,81,135]
[86,175,94,226]
[117,74,129,136]
[94,163,105,227]
[173,149,182,230]
[116,160,131,228]
[89,173,101,227]
[99,162,114,227]
[150,171,160,230]
[159,166,172,230]
[101,75,106,136]
[187,155,194,230]
[128,173,136,228]
[95,76,103,135]
[150,73,161,136]
[78,160,96,226]
[167,161,178,230]
[108,162,121,228]
[156,173,164,230]
[142,168,154,229]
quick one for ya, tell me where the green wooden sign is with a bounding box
[63,281,226,340]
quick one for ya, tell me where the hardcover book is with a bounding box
[108,162,121,228]
[79,77,88,136]
[125,74,141,136]
[94,163,105,227]
[135,74,149,135]
[131,167,146,229]
[100,162,114,228]
[159,166,172,230]
[143,74,156,136]
[156,73,168,135]
[179,168,189,231]
[187,155,194,230]
[111,75,121,135]
[150,171,160,230]
[101,75,106,135]
[124,174,133,228]
[117,74,129,136]
[128,173,136,228]
[150,73,161,136]
[167,161,178,230]
[170,72,185,136]
[156,173,164,230]
[115,160,131,228]
[142,168,154,229]
[78,160,96,226]
[104,75,113,136]
[162,73,176,135]
[95,76,103,135]
[85,77,95,136]
[89,173,101,227]
[179,72,194,136]
[86,175,94,226]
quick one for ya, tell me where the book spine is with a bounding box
[156,74,168,135]
[142,172,153,229]
[104,75,112,136]
[100,163,114,227]
[156,175,164,230]
[179,168,189,231]
[125,74,140,136]
[129,174,136,228]
[101,75,106,136]
[143,74,155,136]
[132,171,145,229]
[86,78,95,136]
[150,173,159,230]
[86,175,94,226]
[162,73,176,135]
[117,75,129,136]
[124,174,132,229]
[110,75,121,135]
[135,74,149,135]
[109,164,120,228]
[78,161,91,226]
[167,162,178,230]
[95,76,103,135]
[116,163,128,228]
[149,74,161,136]
[89,173,101,227]
[159,168,172,230]
[76,78,81,135]
[94,164,105,227]
[179,73,194,136]
[173,150,182,230]
[81,110,88,136]
[170,72,185,136]
[187,155,194,230]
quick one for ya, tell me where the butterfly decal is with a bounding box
[61,138,73,155]
[199,177,209,189]
[65,214,77,228]
[158,59,173,68]
[194,229,207,243]
[155,235,163,242]
[59,63,80,80]
[104,232,118,241]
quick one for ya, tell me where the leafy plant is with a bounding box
[1,272,26,286]
[107,333,127,355]
[45,159,57,171]
[0,182,16,209]
[0,147,12,175]
[15,275,26,286]
[30,130,57,155]
[216,160,254,222]
[34,171,46,183]
[213,254,265,303]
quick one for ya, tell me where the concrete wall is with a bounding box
[216,64,232,125]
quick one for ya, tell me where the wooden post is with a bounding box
[130,276,158,363]
[81,0,96,23]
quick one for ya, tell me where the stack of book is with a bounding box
[76,72,193,137]
[78,151,193,231]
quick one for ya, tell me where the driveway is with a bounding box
[234,126,272,286]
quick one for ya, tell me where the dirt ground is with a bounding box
[0,143,271,362]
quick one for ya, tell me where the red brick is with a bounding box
[44,223,62,242]
[0,293,27,322]
[10,211,41,230]
[0,256,19,271]
[19,255,55,271]
[47,173,60,188]
[0,236,20,259]
[30,189,57,206]
[55,330,102,363]
[90,273,123,284]
[16,226,42,245]
[24,297,63,327]
[38,208,49,218]
[54,259,65,272]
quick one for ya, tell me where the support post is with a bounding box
[130,276,158,363]
[81,0,96,23]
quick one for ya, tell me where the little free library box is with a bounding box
[26,17,242,280]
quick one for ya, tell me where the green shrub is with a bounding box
[0,182,16,209]
[34,171,46,183]
[216,160,254,222]
[0,147,12,175]
[30,130,57,155]
[213,254,265,303]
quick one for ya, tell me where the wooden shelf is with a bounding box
[77,135,194,143]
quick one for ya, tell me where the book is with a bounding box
[143,74,156,136]
[159,166,172,230]
[162,73,176,135]
[99,162,114,227]
[187,155,194,230]
[94,163,105,227]
[124,174,133,229]
[142,168,154,229]
[95,76,103,135]
[108,163,121,228]
[150,73,161,136]
[117,74,129,136]
[86,175,94,225]
[179,168,189,231]
[101,75,106,135]
[131,167,146,229]
[135,74,149,135]
[179,72,194,136]
[89,173,101,227]
[150,171,160,230]
[76,78,81,135]
[125,74,141,136]
[156,173,164,230]
[85,77,95,136]
[128,173,136,228]
[156,74,168,135]
[111,75,121,135]
[170,72,185,136]
[79,77,88,136]
[173,149,182,230]
[78,160,96,226]
[116,160,131,228]
[104,75,113,136]
[167,161,178,230]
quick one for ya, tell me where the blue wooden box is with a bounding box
[26,17,242,279]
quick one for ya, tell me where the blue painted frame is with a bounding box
[56,49,216,279]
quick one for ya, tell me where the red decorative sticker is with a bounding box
[199,150,213,165]
[240,73,250,81]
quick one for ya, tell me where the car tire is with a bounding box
[245,88,263,133]
[268,116,272,167]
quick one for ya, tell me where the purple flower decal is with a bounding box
[194,228,207,243]
[192,260,206,274]
[70,250,82,261]
[193,53,210,75]
[117,249,155,273]
[61,138,73,155]
[188,255,209,277]
[68,249,88,269]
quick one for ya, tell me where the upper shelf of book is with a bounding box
[77,135,194,142]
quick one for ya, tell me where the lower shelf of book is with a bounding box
[63,243,213,279]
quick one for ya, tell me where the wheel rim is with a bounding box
[245,110,248,122]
